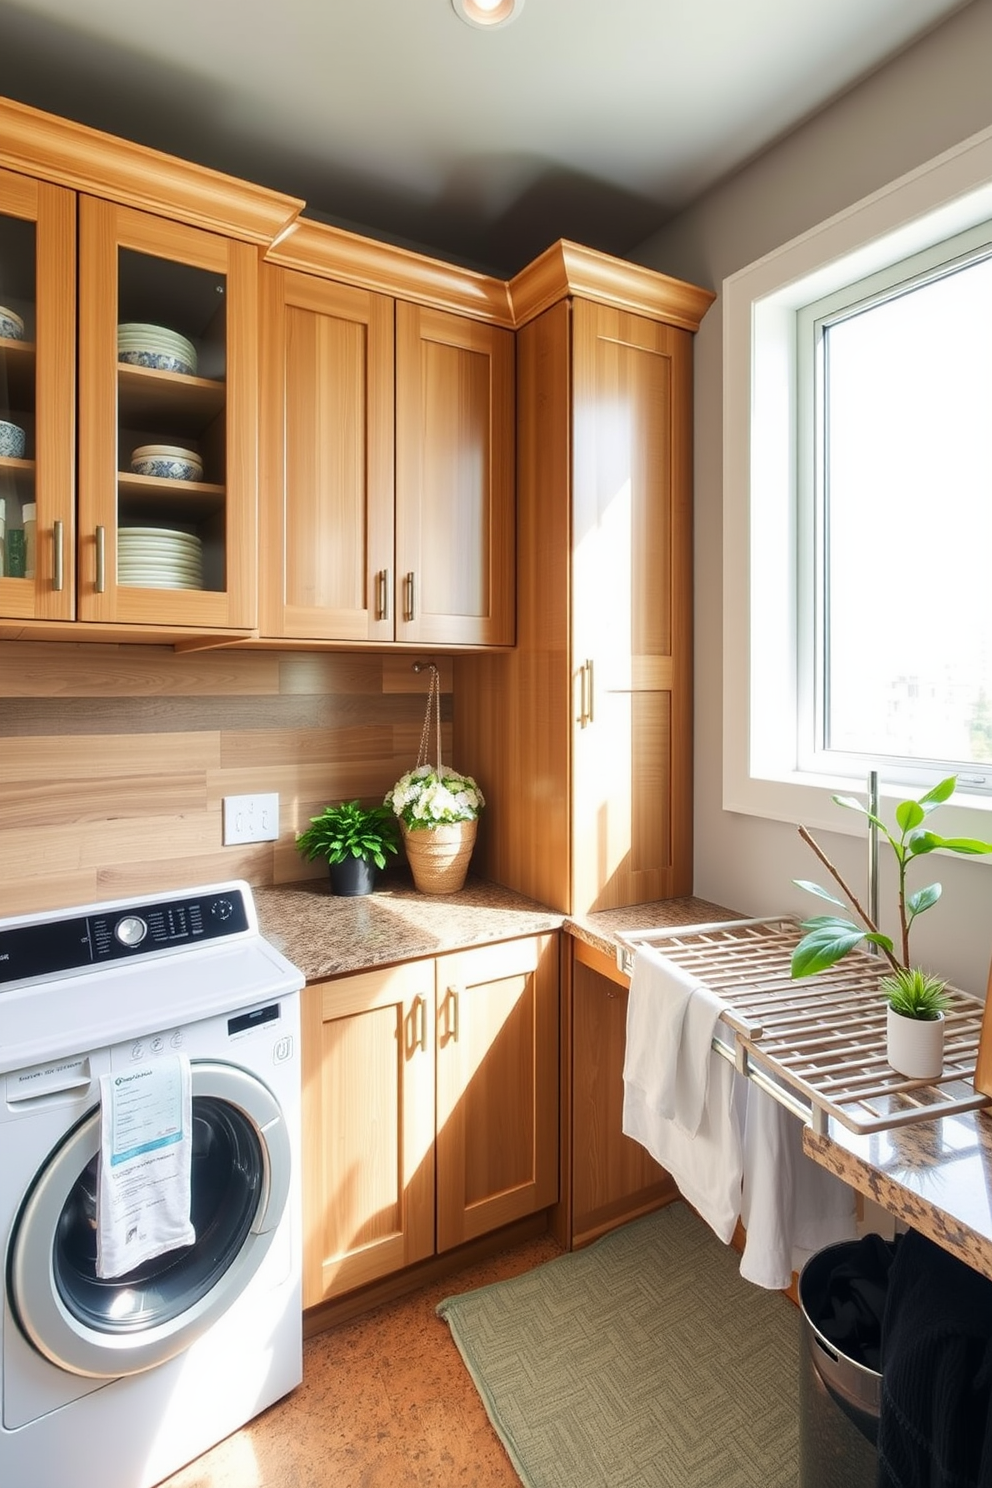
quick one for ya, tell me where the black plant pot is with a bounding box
[327,857,377,897]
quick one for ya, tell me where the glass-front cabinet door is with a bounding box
[77,198,258,631]
[0,167,75,622]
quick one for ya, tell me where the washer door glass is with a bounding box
[54,1095,261,1332]
[9,1061,292,1378]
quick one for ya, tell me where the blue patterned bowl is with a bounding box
[0,305,25,341]
[130,444,203,482]
[0,420,26,458]
[118,348,197,376]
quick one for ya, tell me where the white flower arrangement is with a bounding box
[385,765,485,831]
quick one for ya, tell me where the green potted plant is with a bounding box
[295,799,399,897]
[384,765,485,894]
[791,775,992,1078]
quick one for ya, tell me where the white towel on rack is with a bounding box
[622,947,721,1136]
[738,1083,857,1290]
[622,945,743,1242]
[96,1053,195,1280]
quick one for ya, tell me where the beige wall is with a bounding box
[635,0,992,996]
[0,642,452,915]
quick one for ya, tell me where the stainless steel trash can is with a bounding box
[799,1240,889,1488]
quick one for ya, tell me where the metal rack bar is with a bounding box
[617,916,991,1136]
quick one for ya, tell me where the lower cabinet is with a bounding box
[567,939,677,1248]
[302,933,559,1308]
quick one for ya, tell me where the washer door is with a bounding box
[8,1060,292,1379]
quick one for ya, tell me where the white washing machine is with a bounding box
[0,881,304,1488]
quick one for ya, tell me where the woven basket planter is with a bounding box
[401,819,477,895]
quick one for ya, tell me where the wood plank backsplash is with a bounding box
[0,642,453,915]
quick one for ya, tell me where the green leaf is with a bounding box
[831,793,869,814]
[862,930,895,953]
[906,883,941,919]
[793,878,846,907]
[791,921,868,978]
[919,776,957,811]
[905,829,939,857]
[928,834,992,856]
[895,799,924,833]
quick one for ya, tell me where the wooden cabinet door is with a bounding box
[77,197,258,631]
[259,267,395,641]
[0,166,75,622]
[570,946,676,1247]
[395,302,514,646]
[570,299,694,912]
[302,962,436,1307]
[435,934,559,1252]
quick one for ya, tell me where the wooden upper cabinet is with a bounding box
[0,166,75,622]
[570,298,694,911]
[0,96,303,642]
[259,267,395,642]
[395,303,515,647]
[259,274,515,648]
[77,198,259,631]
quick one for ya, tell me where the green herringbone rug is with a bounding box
[437,1201,800,1488]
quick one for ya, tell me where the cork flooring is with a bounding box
[158,1232,562,1488]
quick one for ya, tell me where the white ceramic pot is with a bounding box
[886,1004,945,1080]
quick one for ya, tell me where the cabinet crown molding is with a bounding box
[265,216,515,326]
[0,95,303,247]
[510,239,716,331]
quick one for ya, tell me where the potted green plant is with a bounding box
[790,775,992,1078]
[295,800,399,897]
[384,765,485,894]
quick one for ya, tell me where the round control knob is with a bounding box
[211,897,235,921]
[115,915,147,947]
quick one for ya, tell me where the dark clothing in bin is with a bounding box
[806,1232,896,1372]
[877,1228,992,1488]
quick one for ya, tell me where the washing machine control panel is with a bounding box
[0,888,252,986]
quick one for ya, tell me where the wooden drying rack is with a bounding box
[615,916,992,1137]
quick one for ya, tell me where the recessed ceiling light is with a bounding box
[452,0,525,30]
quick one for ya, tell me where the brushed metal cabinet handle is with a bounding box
[577,659,595,728]
[53,520,64,592]
[95,525,106,594]
[377,567,391,621]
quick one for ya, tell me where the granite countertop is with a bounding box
[566,896,743,964]
[254,877,737,982]
[804,1111,992,1282]
[252,873,563,980]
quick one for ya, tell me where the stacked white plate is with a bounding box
[117,323,198,376]
[118,527,204,590]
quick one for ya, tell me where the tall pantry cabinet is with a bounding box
[457,243,715,917]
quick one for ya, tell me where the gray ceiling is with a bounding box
[0,0,973,275]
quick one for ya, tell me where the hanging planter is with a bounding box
[400,819,478,895]
[385,664,485,896]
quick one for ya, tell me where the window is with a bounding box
[797,227,992,790]
[723,119,992,841]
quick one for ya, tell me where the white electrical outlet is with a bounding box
[223,793,280,845]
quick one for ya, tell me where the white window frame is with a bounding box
[723,119,992,842]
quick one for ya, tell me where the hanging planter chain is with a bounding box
[415,663,443,774]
